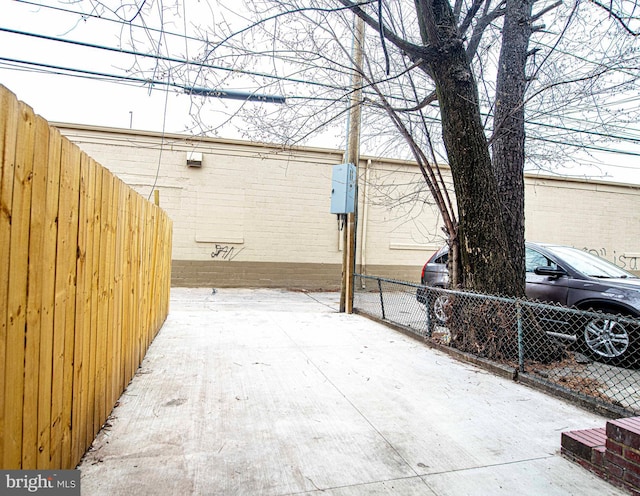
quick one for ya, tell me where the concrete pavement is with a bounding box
[79,288,627,495]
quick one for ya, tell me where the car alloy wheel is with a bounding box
[432,294,450,324]
[583,317,630,360]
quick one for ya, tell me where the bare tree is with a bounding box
[245,0,638,294]
[67,0,639,294]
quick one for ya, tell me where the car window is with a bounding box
[525,247,558,273]
[434,253,448,265]
[545,245,637,278]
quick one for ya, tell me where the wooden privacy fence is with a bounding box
[0,85,173,470]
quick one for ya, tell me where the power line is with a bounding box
[530,135,640,158]
[7,50,639,158]
[15,0,206,44]
[529,120,640,144]
[5,12,640,130]
[0,26,345,92]
[4,7,640,156]
[0,56,285,103]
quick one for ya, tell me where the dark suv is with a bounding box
[417,242,640,365]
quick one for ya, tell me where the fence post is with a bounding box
[517,301,524,373]
[425,290,433,338]
[377,278,386,320]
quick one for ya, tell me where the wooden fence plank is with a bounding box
[71,152,92,465]
[121,189,133,387]
[148,206,158,344]
[0,85,19,466]
[51,139,81,469]
[146,207,154,341]
[61,143,81,470]
[95,170,113,432]
[106,178,120,410]
[23,114,50,468]
[140,202,151,359]
[149,208,159,333]
[4,102,36,468]
[132,195,143,370]
[37,127,62,469]
[88,163,103,445]
[105,175,117,417]
[80,156,96,460]
[113,181,126,395]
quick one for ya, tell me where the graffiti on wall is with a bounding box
[583,247,638,272]
[211,244,244,261]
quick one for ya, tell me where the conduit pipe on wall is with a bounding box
[360,159,371,286]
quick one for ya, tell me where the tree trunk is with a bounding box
[491,0,534,297]
[421,0,521,295]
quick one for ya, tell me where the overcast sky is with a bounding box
[0,0,260,136]
[1,0,639,185]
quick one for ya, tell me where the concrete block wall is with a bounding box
[525,179,640,274]
[54,123,640,288]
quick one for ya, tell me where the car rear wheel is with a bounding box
[432,294,450,324]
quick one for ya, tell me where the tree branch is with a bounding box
[335,0,441,62]
[458,0,492,38]
[588,0,640,35]
[531,0,562,22]
[391,91,438,112]
[465,5,505,60]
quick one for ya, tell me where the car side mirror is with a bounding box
[534,266,567,278]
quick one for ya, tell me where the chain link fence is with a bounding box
[354,274,640,417]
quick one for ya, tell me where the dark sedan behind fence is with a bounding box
[354,274,640,417]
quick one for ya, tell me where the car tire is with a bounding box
[580,309,638,366]
[431,293,450,325]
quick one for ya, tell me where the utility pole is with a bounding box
[340,15,365,313]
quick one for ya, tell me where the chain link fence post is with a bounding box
[517,300,525,373]
[377,278,386,320]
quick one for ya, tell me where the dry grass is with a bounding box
[528,355,612,403]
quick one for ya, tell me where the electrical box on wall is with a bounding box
[330,163,356,214]
[187,151,203,167]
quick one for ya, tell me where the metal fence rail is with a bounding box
[354,274,640,417]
